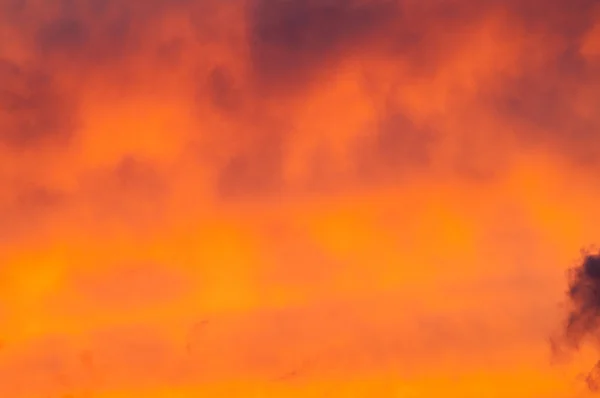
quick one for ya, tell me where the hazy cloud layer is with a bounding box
[1,0,600,397]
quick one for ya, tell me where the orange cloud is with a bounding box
[1,0,600,397]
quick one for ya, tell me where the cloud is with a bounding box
[0,57,76,150]
[552,249,600,391]
[1,0,599,203]
[2,0,600,396]
[564,251,600,347]
[205,65,242,113]
[247,0,398,93]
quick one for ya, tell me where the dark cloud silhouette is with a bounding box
[562,250,600,349]
[553,249,600,392]
[587,361,600,392]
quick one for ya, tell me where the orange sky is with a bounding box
[1,0,600,396]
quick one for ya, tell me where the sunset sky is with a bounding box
[1,0,600,396]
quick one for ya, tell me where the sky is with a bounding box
[1,0,600,396]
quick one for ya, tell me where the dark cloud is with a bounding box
[248,0,398,93]
[562,250,600,349]
[36,17,92,56]
[487,0,600,169]
[553,249,600,392]
[247,0,600,178]
[492,68,600,168]
[508,0,598,36]
[7,0,204,72]
[0,58,77,150]
[7,1,135,67]
[246,0,501,93]
[1,0,600,202]
[587,361,600,392]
